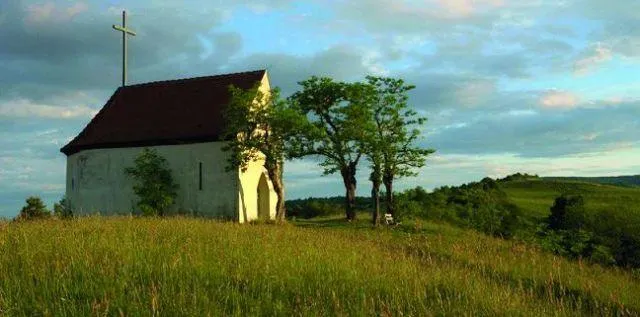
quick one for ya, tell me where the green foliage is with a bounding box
[537,226,596,259]
[221,84,297,173]
[287,77,369,174]
[589,208,640,267]
[359,76,435,220]
[16,196,50,220]
[288,77,373,220]
[394,178,522,238]
[547,195,587,231]
[535,193,640,267]
[497,173,540,182]
[221,83,301,221]
[286,196,371,219]
[361,76,435,179]
[124,148,178,216]
[53,196,73,219]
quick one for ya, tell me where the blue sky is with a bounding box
[1,0,639,218]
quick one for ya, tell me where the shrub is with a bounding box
[124,148,179,216]
[53,196,73,219]
[16,196,50,220]
[284,198,345,219]
[394,180,522,238]
[393,198,422,221]
[547,194,587,231]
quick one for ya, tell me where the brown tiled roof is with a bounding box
[61,70,267,156]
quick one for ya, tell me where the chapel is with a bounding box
[60,70,276,222]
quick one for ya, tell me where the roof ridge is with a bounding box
[122,69,266,89]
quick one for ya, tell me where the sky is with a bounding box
[1,0,639,218]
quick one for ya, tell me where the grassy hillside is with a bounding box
[543,175,640,188]
[501,179,640,220]
[0,217,639,316]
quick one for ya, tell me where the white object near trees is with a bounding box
[384,213,400,226]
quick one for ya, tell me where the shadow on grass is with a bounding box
[292,216,373,229]
[291,215,441,236]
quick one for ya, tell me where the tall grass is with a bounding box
[0,217,638,316]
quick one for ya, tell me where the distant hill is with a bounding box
[541,175,640,187]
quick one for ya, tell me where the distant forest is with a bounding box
[285,173,640,218]
[542,175,640,187]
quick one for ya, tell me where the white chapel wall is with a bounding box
[65,142,238,218]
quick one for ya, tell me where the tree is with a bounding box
[288,77,372,221]
[547,194,587,231]
[17,196,50,220]
[53,196,73,219]
[221,84,302,222]
[124,148,179,216]
[362,76,435,219]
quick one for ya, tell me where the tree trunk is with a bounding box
[341,162,358,221]
[371,177,381,226]
[267,163,286,223]
[383,170,394,217]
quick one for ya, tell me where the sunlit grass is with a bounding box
[0,216,638,316]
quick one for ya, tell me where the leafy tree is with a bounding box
[361,76,435,219]
[221,84,302,222]
[53,196,73,219]
[17,196,50,220]
[288,77,372,221]
[124,148,179,216]
[547,194,587,231]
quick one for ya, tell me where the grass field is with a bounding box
[501,179,640,220]
[1,216,639,316]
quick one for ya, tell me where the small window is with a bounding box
[198,162,203,190]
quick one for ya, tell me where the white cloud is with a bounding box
[574,43,613,75]
[0,99,97,119]
[25,1,88,24]
[438,0,505,18]
[25,1,55,24]
[539,90,580,109]
[66,2,89,19]
[581,133,599,141]
[455,80,496,107]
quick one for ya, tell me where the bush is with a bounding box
[125,148,179,216]
[547,194,587,231]
[393,199,422,221]
[53,196,73,219]
[393,179,522,238]
[16,196,50,220]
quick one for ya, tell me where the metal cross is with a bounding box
[112,10,136,87]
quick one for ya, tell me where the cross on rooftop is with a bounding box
[112,10,136,87]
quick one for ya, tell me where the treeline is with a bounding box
[542,175,640,187]
[286,196,375,219]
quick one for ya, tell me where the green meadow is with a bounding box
[1,216,639,316]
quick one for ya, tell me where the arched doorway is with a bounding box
[257,173,270,220]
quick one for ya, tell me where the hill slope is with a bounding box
[500,179,640,220]
[542,175,640,188]
[0,217,639,316]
